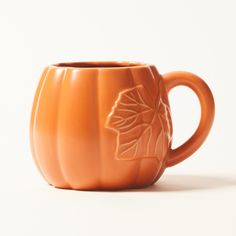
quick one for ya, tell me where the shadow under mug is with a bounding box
[30,61,215,190]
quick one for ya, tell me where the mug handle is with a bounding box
[162,71,215,167]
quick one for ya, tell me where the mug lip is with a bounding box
[50,61,149,70]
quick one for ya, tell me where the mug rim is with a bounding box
[50,61,149,70]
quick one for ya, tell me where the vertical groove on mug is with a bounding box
[57,69,101,189]
[35,68,71,188]
[55,68,71,188]
[31,67,51,182]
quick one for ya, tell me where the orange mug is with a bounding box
[30,61,215,190]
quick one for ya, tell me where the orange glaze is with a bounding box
[30,62,215,190]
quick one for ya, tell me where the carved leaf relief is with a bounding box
[106,84,172,161]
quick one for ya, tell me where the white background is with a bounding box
[0,0,235,235]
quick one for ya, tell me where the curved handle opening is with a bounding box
[163,71,215,167]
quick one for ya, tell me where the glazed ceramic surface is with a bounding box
[30,61,215,190]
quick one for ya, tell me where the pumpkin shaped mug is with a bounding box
[30,61,215,190]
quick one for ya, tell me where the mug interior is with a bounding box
[54,61,146,68]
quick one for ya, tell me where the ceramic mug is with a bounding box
[30,61,215,190]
